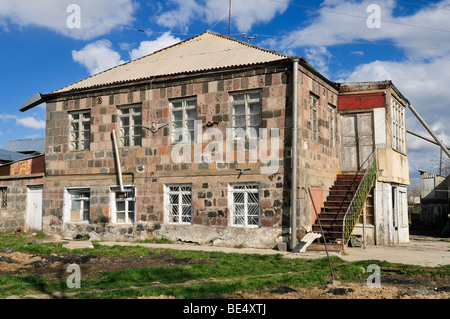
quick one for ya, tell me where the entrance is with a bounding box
[340,112,375,171]
[26,185,43,231]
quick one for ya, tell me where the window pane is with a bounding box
[186,109,196,120]
[234,115,246,127]
[71,200,81,210]
[116,212,125,223]
[248,103,260,114]
[173,111,183,121]
[116,201,126,212]
[234,105,245,115]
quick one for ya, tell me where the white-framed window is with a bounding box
[0,187,7,210]
[69,110,90,151]
[68,189,90,222]
[170,97,197,143]
[229,184,260,227]
[310,94,318,141]
[111,186,136,224]
[165,184,192,224]
[328,104,335,148]
[231,91,261,139]
[391,96,406,153]
[118,105,142,147]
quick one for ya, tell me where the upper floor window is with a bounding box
[328,104,336,148]
[170,97,197,143]
[231,91,261,139]
[0,187,7,210]
[391,97,406,153]
[118,105,142,147]
[229,184,260,227]
[310,94,318,141]
[70,111,90,151]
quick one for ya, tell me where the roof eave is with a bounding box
[19,93,45,112]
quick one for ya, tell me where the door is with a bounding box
[26,185,43,231]
[340,113,375,171]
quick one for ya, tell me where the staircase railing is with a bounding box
[342,153,377,248]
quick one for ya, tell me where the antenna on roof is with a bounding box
[242,34,257,43]
[228,0,232,36]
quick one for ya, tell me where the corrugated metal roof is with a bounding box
[0,149,30,162]
[1,138,45,154]
[52,32,292,94]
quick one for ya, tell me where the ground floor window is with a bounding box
[0,187,7,210]
[165,184,192,224]
[111,187,136,224]
[68,189,90,222]
[229,184,260,227]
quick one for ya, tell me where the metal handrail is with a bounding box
[342,153,377,248]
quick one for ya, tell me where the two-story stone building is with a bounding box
[18,31,410,248]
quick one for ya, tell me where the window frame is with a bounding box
[69,188,90,222]
[229,183,260,228]
[0,187,7,210]
[118,104,142,148]
[69,110,91,151]
[328,104,336,148]
[164,184,193,224]
[110,186,136,224]
[230,90,262,140]
[310,94,319,142]
[170,97,197,144]
[391,96,406,154]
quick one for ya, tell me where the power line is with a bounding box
[267,0,450,34]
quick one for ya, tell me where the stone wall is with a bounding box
[43,63,294,248]
[0,176,44,232]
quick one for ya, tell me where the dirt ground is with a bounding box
[1,247,449,299]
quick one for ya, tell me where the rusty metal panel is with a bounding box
[338,93,385,111]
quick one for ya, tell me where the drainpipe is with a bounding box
[111,130,125,192]
[408,104,450,159]
[291,58,299,250]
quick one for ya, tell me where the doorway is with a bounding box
[26,185,43,231]
[340,112,375,172]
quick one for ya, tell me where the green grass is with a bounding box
[0,231,448,299]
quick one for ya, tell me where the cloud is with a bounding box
[0,0,136,40]
[304,46,333,76]
[0,114,45,129]
[129,32,181,60]
[266,0,450,60]
[155,0,289,33]
[72,40,125,75]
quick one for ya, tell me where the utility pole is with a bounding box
[242,34,257,43]
[228,0,232,36]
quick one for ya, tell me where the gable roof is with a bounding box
[1,138,45,154]
[51,31,292,96]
